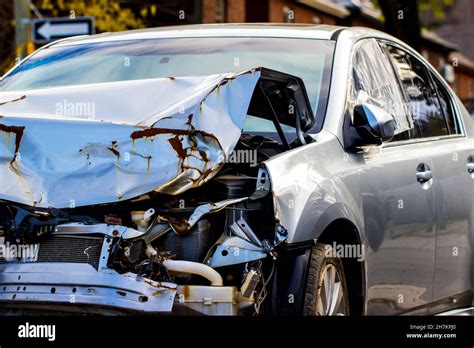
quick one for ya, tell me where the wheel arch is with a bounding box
[317,218,367,315]
[274,217,367,315]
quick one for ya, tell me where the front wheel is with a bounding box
[303,244,350,316]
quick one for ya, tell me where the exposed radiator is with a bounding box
[37,235,103,269]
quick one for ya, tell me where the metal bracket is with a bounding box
[207,236,267,268]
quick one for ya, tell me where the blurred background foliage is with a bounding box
[33,0,148,32]
[418,0,455,25]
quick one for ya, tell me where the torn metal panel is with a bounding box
[0,69,261,208]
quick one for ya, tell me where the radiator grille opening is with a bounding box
[37,235,103,269]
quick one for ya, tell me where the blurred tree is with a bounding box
[33,0,146,32]
[0,0,15,73]
[376,0,454,52]
[378,0,422,51]
[418,0,455,29]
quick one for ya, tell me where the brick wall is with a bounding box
[268,0,336,24]
[202,0,217,23]
[227,0,246,23]
[203,0,338,25]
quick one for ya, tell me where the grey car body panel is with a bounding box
[264,130,364,244]
[262,26,474,314]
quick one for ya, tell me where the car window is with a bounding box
[430,74,460,135]
[386,45,450,139]
[346,39,411,136]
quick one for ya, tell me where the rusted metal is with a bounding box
[107,141,120,157]
[0,95,26,106]
[0,123,24,164]
[130,127,220,146]
[168,135,186,161]
[105,215,122,226]
[159,215,191,235]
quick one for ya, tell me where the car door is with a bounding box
[385,44,474,313]
[428,69,473,309]
[345,39,437,314]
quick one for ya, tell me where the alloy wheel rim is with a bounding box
[316,263,347,316]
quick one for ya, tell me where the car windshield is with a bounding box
[0,37,334,133]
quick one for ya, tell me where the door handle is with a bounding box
[468,163,474,174]
[416,163,433,184]
[416,170,433,183]
[468,156,474,174]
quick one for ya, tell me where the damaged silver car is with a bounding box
[0,24,472,316]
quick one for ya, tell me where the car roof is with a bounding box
[49,23,349,47]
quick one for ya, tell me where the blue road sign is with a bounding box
[32,17,95,44]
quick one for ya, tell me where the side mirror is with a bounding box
[344,103,396,149]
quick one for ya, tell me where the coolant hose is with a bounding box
[162,259,223,286]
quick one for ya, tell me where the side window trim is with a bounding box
[383,133,466,148]
[440,80,467,137]
[449,92,467,136]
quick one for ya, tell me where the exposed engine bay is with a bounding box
[0,165,283,315]
[0,67,314,315]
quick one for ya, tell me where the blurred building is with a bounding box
[200,0,474,108]
[430,0,474,60]
[107,0,203,25]
[430,0,474,109]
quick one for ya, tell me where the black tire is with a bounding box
[303,244,350,316]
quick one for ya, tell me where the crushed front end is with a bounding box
[0,67,315,315]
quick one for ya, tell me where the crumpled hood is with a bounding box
[0,69,260,208]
